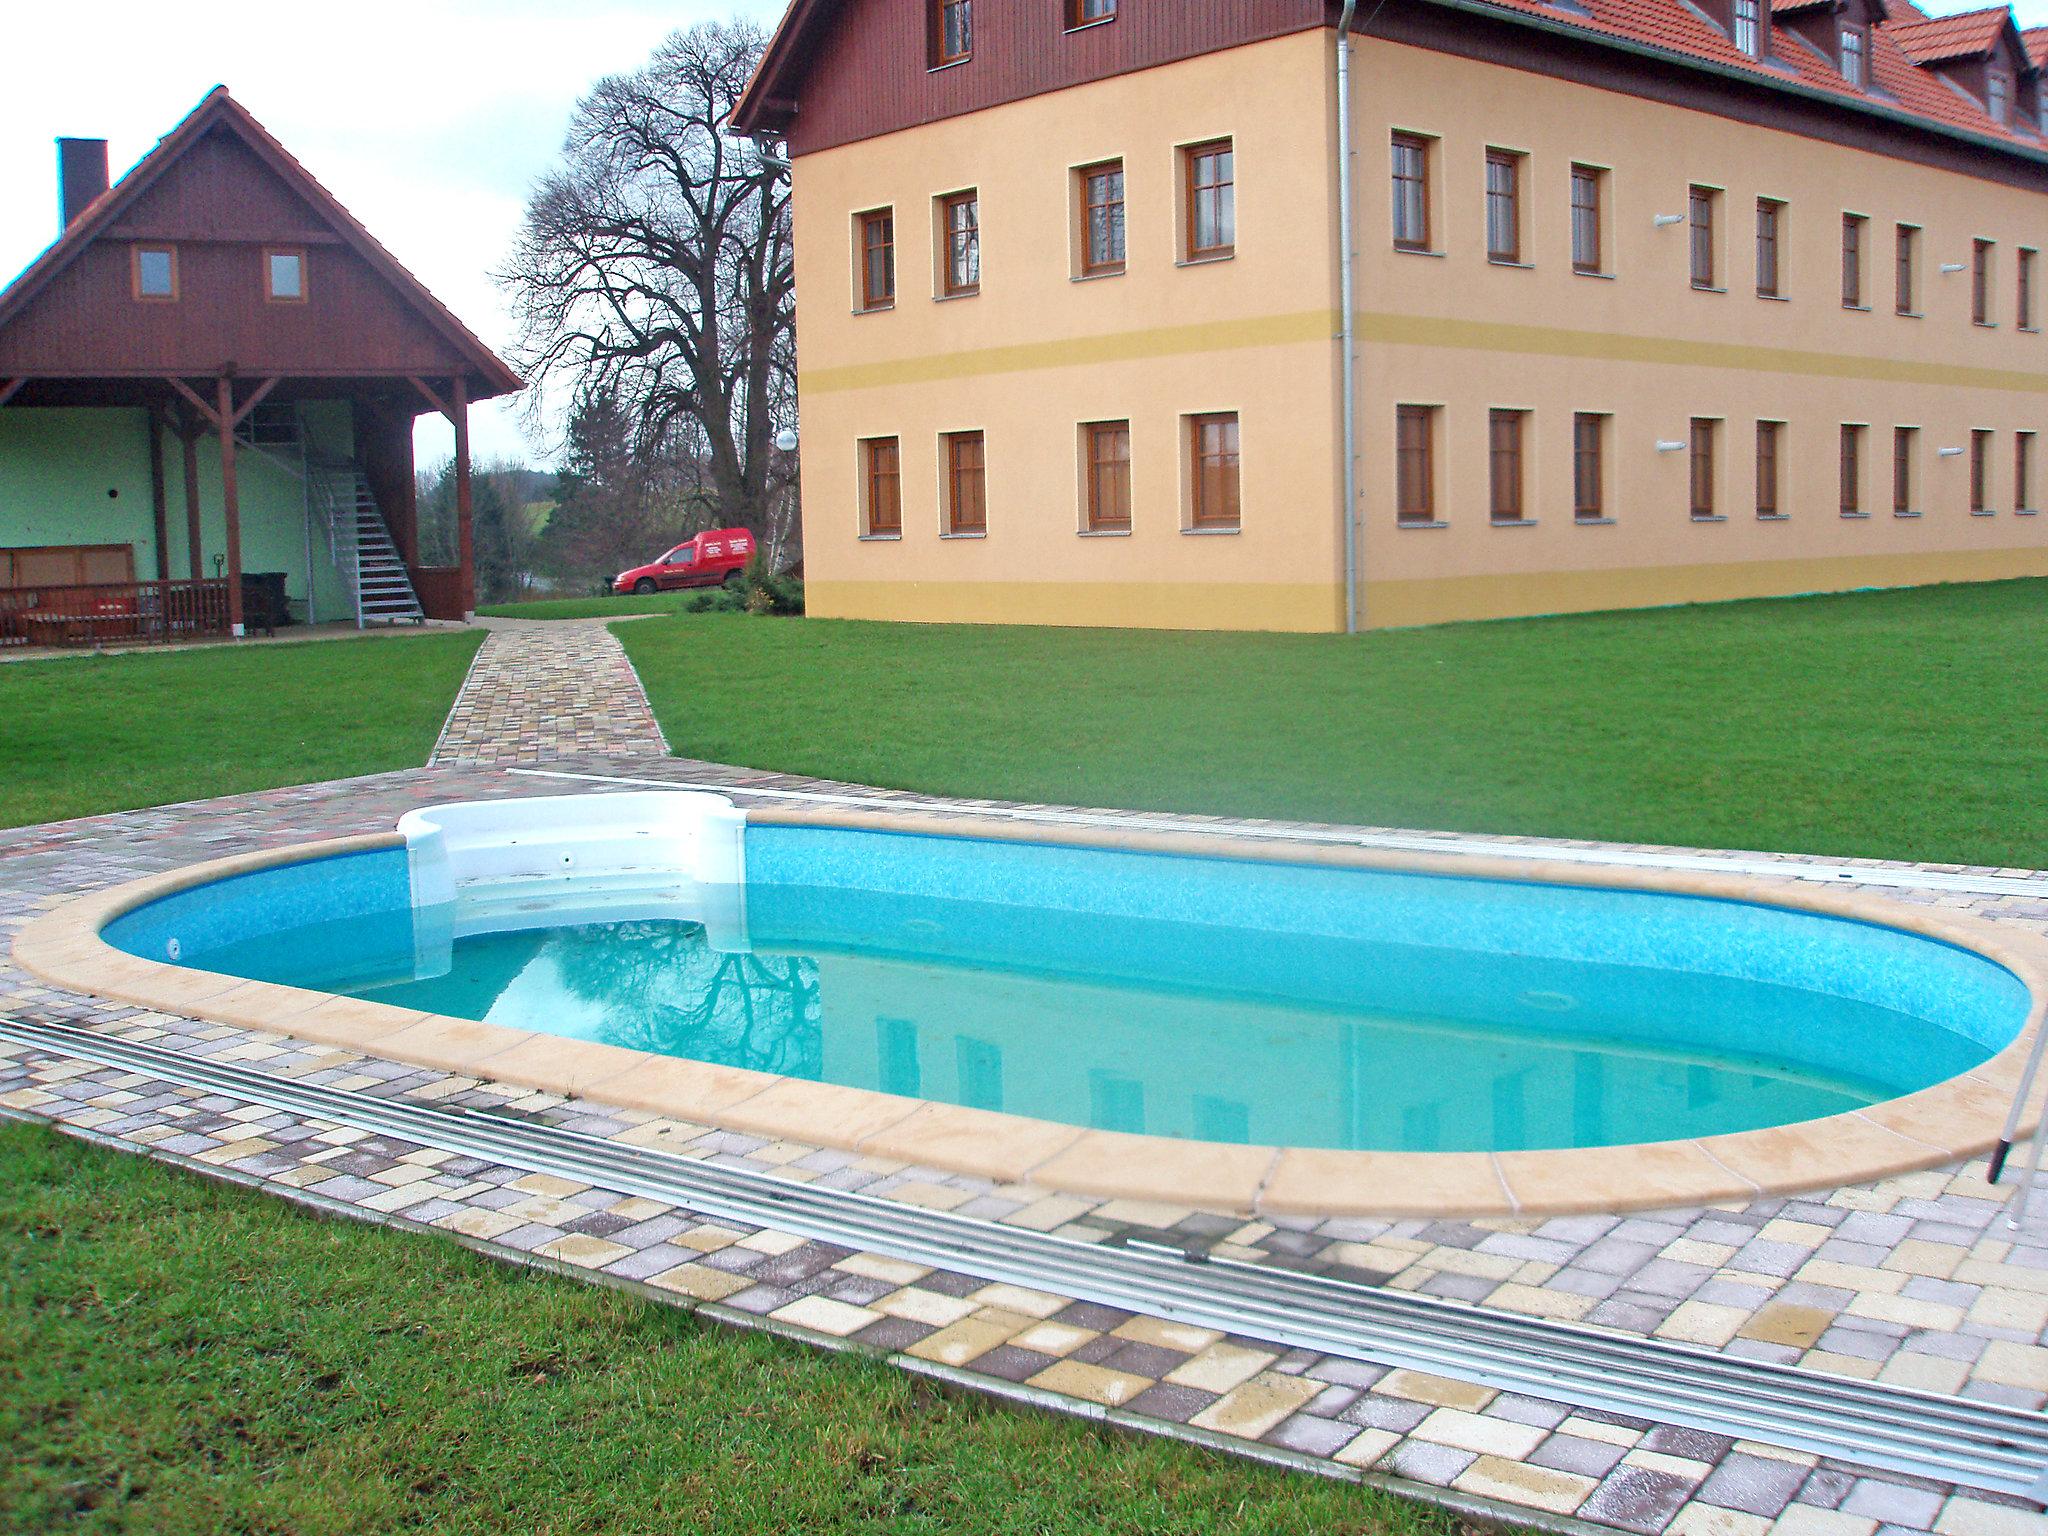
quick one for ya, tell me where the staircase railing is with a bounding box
[307,460,364,628]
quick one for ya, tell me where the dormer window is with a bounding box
[1988,71,2009,123]
[1734,0,1760,58]
[1841,25,1866,87]
[932,0,970,66]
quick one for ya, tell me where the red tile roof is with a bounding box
[1887,6,2011,64]
[2022,24,2048,69]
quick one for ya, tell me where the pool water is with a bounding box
[104,827,2030,1154]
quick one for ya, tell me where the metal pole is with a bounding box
[1336,0,1361,635]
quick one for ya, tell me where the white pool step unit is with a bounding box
[397,793,751,972]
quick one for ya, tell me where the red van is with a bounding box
[613,528,756,595]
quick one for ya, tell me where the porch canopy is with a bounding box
[0,88,521,636]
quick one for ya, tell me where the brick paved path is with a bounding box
[430,619,668,766]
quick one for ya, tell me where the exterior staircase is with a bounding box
[342,471,425,625]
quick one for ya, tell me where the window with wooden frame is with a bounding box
[1840,25,1866,88]
[1573,412,1607,521]
[944,430,986,533]
[1896,224,1918,314]
[1188,413,1241,530]
[1988,71,2009,124]
[1840,424,1865,514]
[1689,418,1717,519]
[1689,187,1718,289]
[1841,215,1865,308]
[1396,405,1436,524]
[1973,239,1994,325]
[2018,431,2036,511]
[861,437,902,535]
[132,244,178,301]
[1570,165,1604,275]
[1077,160,1125,276]
[1755,198,1783,298]
[1971,429,1992,512]
[1183,139,1234,262]
[1733,0,1760,56]
[1082,421,1131,532]
[264,247,307,303]
[856,209,895,311]
[1755,421,1782,517]
[1488,409,1528,523]
[937,190,979,297]
[1390,133,1432,252]
[1066,0,1116,27]
[1485,149,1523,264]
[2020,248,2036,329]
[931,0,971,66]
[1893,427,1917,515]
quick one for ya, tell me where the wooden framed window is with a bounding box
[1396,405,1436,524]
[1066,0,1116,26]
[1082,420,1131,531]
[1988,72,2009,124]
[132,244,178,302]
[1973,239,1993,325]
[856,209,895,311]
[1841,215,1865,307]
[1485,149,1523,264]
[1893,427,1916,515]
[2018,431,2036,511]
[1570,165,1604,275]
[938,190,979,297]
[944,430,986,533]
[1733,0,1760,55]
[862,437,902,535]
[1840,25,1866,88]
[1755,421,1782,516]
[1078,160,1125,276]
[1390,133,1432,252]
[1573,412,1607,521]
[1689,187,1718,289]
[932,0,971,65]
[2020,248,2036,329]
[1971,429,1992,512]
[1755,198,1783,298]
[263,247,307,303]
[1488,409,1527,522]
[1840,424,1864,514]
[1188,413,1241,530]
[1896,224,1918,314]
[1183,139,1235,261]
[1690,418,1717,519]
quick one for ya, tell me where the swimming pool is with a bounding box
[96,799,2031,1159]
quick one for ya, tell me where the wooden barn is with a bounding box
[0,87,522,645]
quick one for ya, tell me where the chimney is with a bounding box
[57,138,109,230]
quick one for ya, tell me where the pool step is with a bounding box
[3,1014,2043,1505]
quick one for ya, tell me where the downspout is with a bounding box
[1336,0,1361,634]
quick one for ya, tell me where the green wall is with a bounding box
[0,401,361,622]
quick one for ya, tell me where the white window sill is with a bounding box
[2017,507,2040,515]
[1490,517,1538,527]
[1177,253,1235,269]
[940,530,987,539]
[1397,519,1449,529]
[1574,516,1617,525]
[853,303,896,316]
[1970,508,1999,517]
[1692,283,1727,295]
[1394,246,1446,259]
[1182,525,1241,535]
[1757,292,1791,303]
[933,290,979,303]
[1691,514,1728,523]
[1897,310,1923,319]
[1893,510,1922,519]
[858,532,903,541]
[1842,303,1871,313]
[1756,512,1790,521]
[1573,268,1615,281]
[1840,511,1871,520]
[1077,527,1131,537]
[1487,258,1534,270]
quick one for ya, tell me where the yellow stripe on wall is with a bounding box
[799,308,2048,397]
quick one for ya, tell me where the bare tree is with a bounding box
[504,21,794,540]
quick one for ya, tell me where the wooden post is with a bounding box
[217,376,245,636]
[452,374,474,618]
[147,405,170,582]
[180,408,204,583]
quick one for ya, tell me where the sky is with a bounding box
[0,0,785,470]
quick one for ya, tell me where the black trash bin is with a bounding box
[240,572,290,635]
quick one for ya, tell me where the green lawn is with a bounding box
[621,579,2048,869]
[0,631,484,829]
[479,592,707,620]
[0,1123,1446,1535]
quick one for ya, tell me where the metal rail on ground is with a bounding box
[4,1015,2043,1504]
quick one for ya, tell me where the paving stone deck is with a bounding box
[429,619,667,765]
[2,758,2045,1536]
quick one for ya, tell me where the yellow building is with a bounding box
[735,0,2048,631]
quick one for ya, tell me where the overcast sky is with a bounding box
[3,0,2043,470]
[0,0,784,470]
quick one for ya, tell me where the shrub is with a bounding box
[738,554,805,617]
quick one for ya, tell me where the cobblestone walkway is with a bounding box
[3,762,2045,1536]
[429,620,667,766]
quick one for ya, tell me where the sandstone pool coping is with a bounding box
[16,801,2046,1221]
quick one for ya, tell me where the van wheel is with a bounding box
[633,579,657,595]
[723,569,746,589]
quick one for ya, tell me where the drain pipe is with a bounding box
[1336,0,1361,634]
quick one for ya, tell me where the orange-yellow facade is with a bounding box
[789,27,2048,631]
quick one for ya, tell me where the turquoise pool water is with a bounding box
[104,827,2031,1153]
